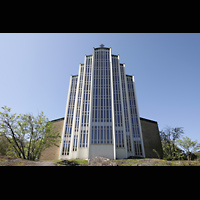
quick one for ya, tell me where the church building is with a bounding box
[40,45,163,160]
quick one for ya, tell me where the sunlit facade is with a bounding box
[59,45,145,160]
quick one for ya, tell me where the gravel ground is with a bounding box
[88,157,117,166]
[0,156,57,166]
[25,161,57,166]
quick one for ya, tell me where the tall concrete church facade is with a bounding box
[40,45,163,161]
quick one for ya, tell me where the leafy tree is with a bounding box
[176,136,200,161]
[160,127,184,160]
[0,106,60,161]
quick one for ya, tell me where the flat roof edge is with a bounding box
[140,117,158,124]
[50,117,64,123]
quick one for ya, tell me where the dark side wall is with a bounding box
[140,117,163,159]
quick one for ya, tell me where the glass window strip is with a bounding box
[126,75,143,156]
[91,49,113,144]
[62,76,78,155]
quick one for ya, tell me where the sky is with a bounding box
[0,33,200,142]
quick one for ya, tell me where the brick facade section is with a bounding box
[40,117,163,160]
[40,118,64,161]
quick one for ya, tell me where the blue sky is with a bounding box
[0,33,199,142]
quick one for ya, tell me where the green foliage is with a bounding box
[176,136,200,161]
[0,106,61,161]
[160,127,185,160]
[0,135,9,156]
[153,149,160,159]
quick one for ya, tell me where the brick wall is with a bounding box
[39,118,64,161]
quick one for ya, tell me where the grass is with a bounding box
[98,158,200,166]
[41,158,200,166]
[1,156,200,166]
[48,158,200,166]
[69,159,89,166]
[47,159,89,166]
[0,156,28,166]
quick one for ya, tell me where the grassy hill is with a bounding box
[1,156,200,166]
[108,158,200,166]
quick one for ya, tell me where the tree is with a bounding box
[0,135,9,156]
[0,106,60,161]
[160,126,184,160]
[176,136,200,161]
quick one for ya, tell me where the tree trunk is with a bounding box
[27,120,34,160]
[6,122,25,158]
[3,134,22,158]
